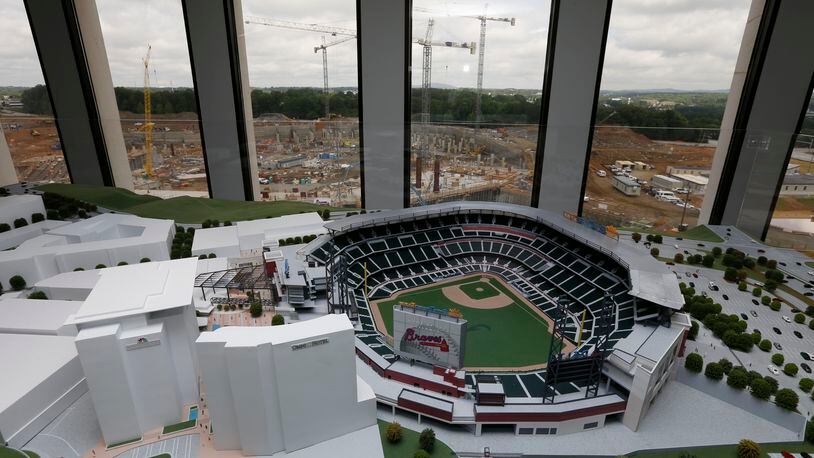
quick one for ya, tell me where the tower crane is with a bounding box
[142,45,154,176]
[466,9,515,126]
[413,18,476,189]
[314,35,355,119]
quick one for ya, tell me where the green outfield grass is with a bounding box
[36,183,342,224]
[375,276,556,368]
[459,280,500,300]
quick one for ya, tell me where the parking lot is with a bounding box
[668,261,814,416]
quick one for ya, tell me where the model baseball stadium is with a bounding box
[2,187,814,458]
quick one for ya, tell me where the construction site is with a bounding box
[583,126,716,231]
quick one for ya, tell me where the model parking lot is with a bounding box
[639,229,814,416]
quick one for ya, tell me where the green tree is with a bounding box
[385,421,402,443]
[9,275,26,291]
[688,321,699,340]
[250,302,262,318]
[650,247,660,257]
[799,378,814,393]
[764,376,779,395]
[685,353,703,373]
[140,257,151,263]
[774,388,799,410]
[726,368,750,390]
[752,287,762,297]
[795,313,806,324]
[724,268,737,282]
[0,223,10,233]
[736,439,760,458]
[784,363,799,377]
[418,428,436,452]
[272,314,285,326]
[674,253,684,263]
[14,218,28,228]
[702,255,715,267]
[810,319,814,330]
[27,291,47,300]
[95,264,106,269]
[712,246,722,257]
[757,255,767,265]
[770,301,781,312]
[718,358,734,374]
[738,281,747,291]
[631,232,641,243]
[31,212,44,223]
[772,353,784,366]
[750,378,771,400]
[413,451,430,458]
[704,362,724,380]
[761,295,771,305]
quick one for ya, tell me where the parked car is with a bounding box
[768,364,780,375]
[794,330,803,339]
[801,352,814,361]
[802,363,812,374]
[697,243,705,247]
[750,310,758,318]
[708,281,719,291]
[740,313,749,321]
[783,316,792,323]
[752,299,760,306]
[773,327,782,335]
[774,342,783,350]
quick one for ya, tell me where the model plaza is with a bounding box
[2,0,814,457]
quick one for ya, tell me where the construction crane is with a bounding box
[413,18,476,189]
[142,45,154,176]
[314,35,355,119]
[466,9,515,126]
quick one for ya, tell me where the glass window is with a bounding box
[583,422,598,429]
[583,1,750,232]
[96,0,205,195]
[766,91,814,249]
[242,1,361,208]
[0,0,69,184]
[518,427,533,435]
[409,1,550,206]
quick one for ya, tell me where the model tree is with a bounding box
[418,428,435,452]
[272,314,285,326]
[9,275,26,291]
[250,302,263,318]
[631,232,641,243]
[685,353,703,373]
[774,388,799,410]
[736,439,760,458]
[385,421,402,443]
[749,378,771,400]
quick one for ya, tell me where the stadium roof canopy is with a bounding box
[322,201,684,311]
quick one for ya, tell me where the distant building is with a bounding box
[670,174,708,194]
[196,314,381,457]
[651,174,683,190]
[779,174,814,196]
[612,175,641,196]
[274,155,306,169]
[665,165,710,177]
[787,163,801,175]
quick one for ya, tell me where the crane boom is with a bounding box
[244,15,356,36]
[471,12,515,126]
[314,35,356,119]
[142,45,153,177]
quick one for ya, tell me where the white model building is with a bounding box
[0,194,46,228]
[0,298,82,336]
[0,213,174,289]
[191,212,327,258]
[66,258,200,446]
[0,333,86,448]
[196,314,382,457]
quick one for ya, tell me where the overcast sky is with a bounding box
[0,0,750,91]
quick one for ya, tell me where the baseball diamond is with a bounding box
[371,273,570,370]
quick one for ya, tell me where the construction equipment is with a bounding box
[142,45,154,176]
[414,18,476,191]
[466,9,515,126]
[314,35,355,119]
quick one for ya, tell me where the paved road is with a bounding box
[115,434,198,458]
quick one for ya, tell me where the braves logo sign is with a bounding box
[403,328,449,352]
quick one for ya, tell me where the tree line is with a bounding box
[19,83,768,142]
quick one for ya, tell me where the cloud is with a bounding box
[0,0,752,91]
